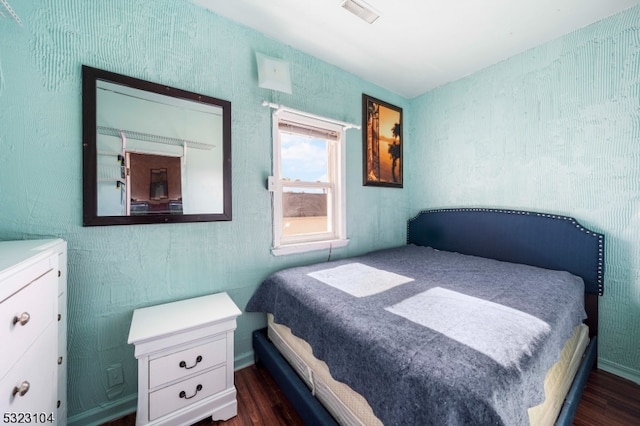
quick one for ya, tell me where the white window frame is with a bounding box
[269,108,351,256]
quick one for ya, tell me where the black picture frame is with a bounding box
[362,94,403,188]
[149,168,168,200]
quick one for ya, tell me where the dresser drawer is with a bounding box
[149,338,227,389]
[0,321,56,413]
[148,365,226,421]
[0,267,56,378]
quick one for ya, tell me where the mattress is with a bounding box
[267,314,589,426]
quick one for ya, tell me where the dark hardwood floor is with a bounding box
[103,366,639,426]
[572,368,640,426]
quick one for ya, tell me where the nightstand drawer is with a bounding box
[148,365,227,421]
[0,267,56,378]
[149,338,227,388]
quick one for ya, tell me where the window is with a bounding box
[269,109,350,255]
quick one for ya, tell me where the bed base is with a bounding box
[253,328,596,426]
[253,328,338,426]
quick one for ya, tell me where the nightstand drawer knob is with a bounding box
[179,355,202,370]
[179,384,202,400]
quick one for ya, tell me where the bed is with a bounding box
[247,208,604,425]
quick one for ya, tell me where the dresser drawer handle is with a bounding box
[12,381,30,397]
[12,312,30,326]
[179,384,202,400]
[179,355,203,369]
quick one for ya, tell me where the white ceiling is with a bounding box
[192,0,639,98]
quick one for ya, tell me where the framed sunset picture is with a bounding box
[362,94,403,188]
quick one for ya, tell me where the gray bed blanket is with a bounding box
[246,245,586,425]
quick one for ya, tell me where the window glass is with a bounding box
[280,133,328,183]
[282,186,329,237]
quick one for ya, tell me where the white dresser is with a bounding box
[0,239,67,425]
[128,292,241,426]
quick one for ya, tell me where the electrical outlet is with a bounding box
[107,364,124,388]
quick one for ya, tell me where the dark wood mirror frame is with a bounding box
[82,65,232,226]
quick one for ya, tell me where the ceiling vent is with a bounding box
[341,0,380,24]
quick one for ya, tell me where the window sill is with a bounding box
[271,239,350,256]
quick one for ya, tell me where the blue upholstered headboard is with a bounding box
[407,208,604,296]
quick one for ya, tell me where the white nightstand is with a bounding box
[128,292,242,426]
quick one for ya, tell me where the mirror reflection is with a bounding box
[83,66,231,226]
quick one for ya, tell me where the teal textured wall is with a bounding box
[2,0,639,422]
[0,0,409,421]
[408,6,640,384]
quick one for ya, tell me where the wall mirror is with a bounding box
[82,65,231,226]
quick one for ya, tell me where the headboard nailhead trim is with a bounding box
[407,208,604,295]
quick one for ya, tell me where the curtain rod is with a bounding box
[261,100,361,130]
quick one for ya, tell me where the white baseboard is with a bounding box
[67,393,137,426]
[599,358,640,385]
